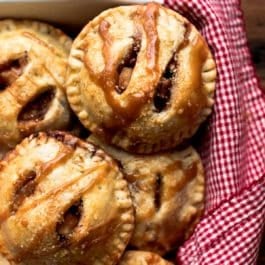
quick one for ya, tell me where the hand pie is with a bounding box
[119,251,173,265]
[0,20,72,149]
[67,3,216,154]
[88,135,204,254]
[0,132,134,265]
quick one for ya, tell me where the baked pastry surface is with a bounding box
[0,132,134,265]
[0,254,10,265]
[67,3,216,153]
[88,135,205,254]
[119,251,173,265]
[0,20,72,149]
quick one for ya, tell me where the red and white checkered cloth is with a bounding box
[164,0,265,264]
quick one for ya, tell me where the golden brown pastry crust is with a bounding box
[119,251,174,265]
[67,3,216,154]
[0,20,72,150]
[0,132,134,265]
[0,254,10,265]
[89,135,205,255]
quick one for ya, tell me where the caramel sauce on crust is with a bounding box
[22,31,60,56]
[164,160,198,181]
[0,132,122,263]
[83,3,210,143]
[84,3,160,133]
[125,159,201,254]
[0,164,110,263]
[143,3,160,72]
[127,160,198,195]
[0,131,114,199]
[146,253,163,264]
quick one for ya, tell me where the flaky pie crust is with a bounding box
[0,132,134,265]
[88,135,205,255]
[67,3,216,154]
[0,20,72,149]
[119,251,173,265]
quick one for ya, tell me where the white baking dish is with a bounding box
[0,0,162,28]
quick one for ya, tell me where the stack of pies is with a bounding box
[0,3,216,265]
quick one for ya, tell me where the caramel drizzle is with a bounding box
[164,160,198,181]
[34,145,74,184]
[16,162,109,216]
[15,48,64,109]
[146,253,161,264]
[42,63,65,91]
[22,32,59,57]
[84,3,160,131]
[0,163,111,260]
[30,49,65,91]
[128,159,198,208]
[178,23,192,52]
[78,221,120,249]
[15,50,66,132]
[1,145,74,221]
[163,160,198,199]
[142,3,160,71]
[71,204,119,246]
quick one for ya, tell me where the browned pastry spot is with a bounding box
[0,52,28,91]
[18,88,55,122]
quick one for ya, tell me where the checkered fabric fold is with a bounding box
[164,0,265,264]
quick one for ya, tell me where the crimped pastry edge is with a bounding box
[66,4,217,154]
[0,131,135,265]
[88,134,205,254]
[0,19,72,53]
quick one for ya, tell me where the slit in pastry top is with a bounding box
[84,3,208,131]
[85,2,160,130]
[0,52,28,91]
[17,87,55,122]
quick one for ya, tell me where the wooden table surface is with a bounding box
[241,1,265,264]
[242,0,265,87]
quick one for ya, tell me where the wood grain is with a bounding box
[241,2,265,264]
[242,0,265,88]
